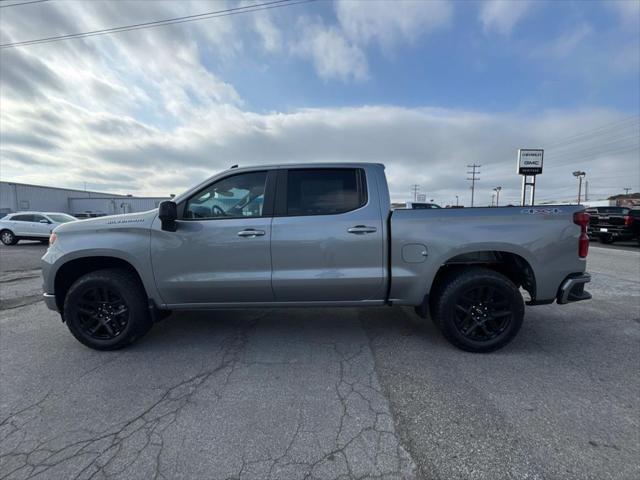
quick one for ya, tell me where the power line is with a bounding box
[467,164,481,207]
[544,144,639,166]
[543,116,640,149]
[0,0,51,8]
[0,0,315,49]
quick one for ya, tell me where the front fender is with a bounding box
[41,226,162,307]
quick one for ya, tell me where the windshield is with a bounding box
[46,214,77,223]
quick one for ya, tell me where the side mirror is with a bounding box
[158,201,177,232]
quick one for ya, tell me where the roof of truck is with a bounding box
[225,162,385,171]
[172,162,385,204]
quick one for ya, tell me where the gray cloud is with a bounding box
[0,49,65,99]
[0,131,59,151]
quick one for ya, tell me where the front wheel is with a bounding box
[0,230,17,245]
[63,268,152,350]
[431,268,524,353]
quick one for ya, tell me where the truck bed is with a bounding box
[388,205,587,305]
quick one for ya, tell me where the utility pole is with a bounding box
[573,171,586,204]
[624,187,631,195]
[585,181,589,201]
[493,186,502,206]
[410,184,420,201]
[467,164,481,207]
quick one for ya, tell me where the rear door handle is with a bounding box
[237,229,266,237]
[347,225,377,234]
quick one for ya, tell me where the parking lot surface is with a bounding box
[1,242,638,479]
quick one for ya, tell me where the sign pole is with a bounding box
[529,175,536,206]
[518,149,543,207]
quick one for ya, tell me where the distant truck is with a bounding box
[42,163,591,353]
[586,206,640,245]
[405,201,441,209]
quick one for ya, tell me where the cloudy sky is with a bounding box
[1,0,638,205]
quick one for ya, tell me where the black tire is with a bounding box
[599,235,613,244]
[0,229,18,245]
[63,268,152,350]
[431,267,524,353]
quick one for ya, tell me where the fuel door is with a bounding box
[402,243,428,263]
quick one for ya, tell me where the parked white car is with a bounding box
[0,212,77,245]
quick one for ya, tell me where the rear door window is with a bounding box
[285,169,366,216]
[11,214,34,222]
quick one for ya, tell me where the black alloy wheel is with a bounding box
[431,267,525,353]
[453,285,512,342]
[64,268,152,350]
[76,286,129,340]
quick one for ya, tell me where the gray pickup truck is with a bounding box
[42,163,591,352]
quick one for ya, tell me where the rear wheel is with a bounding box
[431,268,524,353]
[63,268,152,350]
[0,230,17,245]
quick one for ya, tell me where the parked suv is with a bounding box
[0,212,77,245]
[587,206,639,244]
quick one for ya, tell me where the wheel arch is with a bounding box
[432,250,537,302]
[54,256,148,312]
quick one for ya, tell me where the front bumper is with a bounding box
[557,273,591,304]
[43,293,58,312]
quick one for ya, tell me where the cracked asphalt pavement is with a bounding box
[1,242,638,479]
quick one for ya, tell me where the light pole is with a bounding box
[573,171,586,204]
[455,195,459,207]
[491,193,496,207]
[493,186,502,206]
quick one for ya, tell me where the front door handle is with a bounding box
[237,229,266,237]
[347,225,377,234]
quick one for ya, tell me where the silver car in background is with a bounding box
[0,212,77,245]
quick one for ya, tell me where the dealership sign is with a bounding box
[517,149,544,175]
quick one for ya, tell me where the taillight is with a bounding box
[624,215,633,227]
[573,211,589,258]
[49,232,57,245]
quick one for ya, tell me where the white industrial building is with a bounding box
[0,181,169,217]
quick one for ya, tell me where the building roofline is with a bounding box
[1,180,128,197]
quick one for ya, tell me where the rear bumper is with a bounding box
[589,228,633,238]
[43,293,58,312]
[557,273,591,304]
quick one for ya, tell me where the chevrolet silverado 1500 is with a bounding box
[42,163,591,352]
